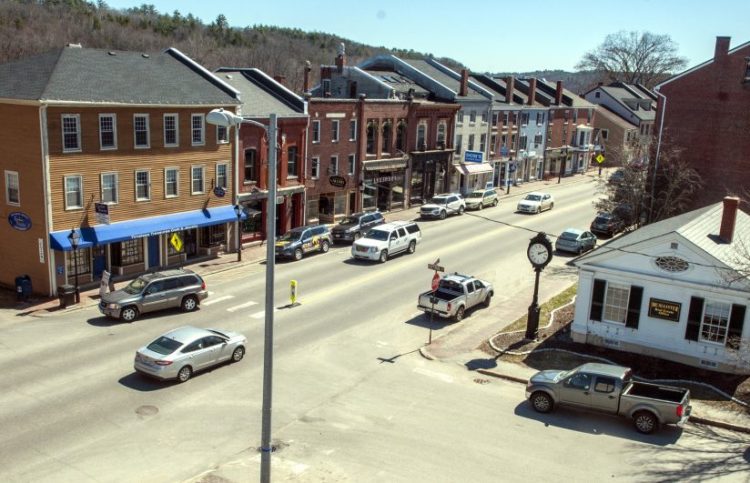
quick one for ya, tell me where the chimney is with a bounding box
[555,80,563,105]
[527,78,537,105]
[719,196,740,243]
[459,69,469,97]
[505,76,514,103]
[335,42,346,73]
[273,75,286,86]
[715,36,731,60]
[303,60,311,93]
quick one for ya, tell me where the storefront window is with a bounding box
[396,121,407,151]
[306,197,320,223]
[113,239,143,266]
[334,192,347,216]
[242,200,263,237]
[67,248,91,276]
[200,225,226,247]
[382,122,392,153]
[410,170,423,204]
[363,181,377,211]
[392,177,404,208]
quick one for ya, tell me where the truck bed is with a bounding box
[425,289,461,302]
[623,381,688,403]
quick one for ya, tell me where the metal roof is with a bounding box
[214,68,306,117]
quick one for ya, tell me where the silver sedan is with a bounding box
[134,326,247,383]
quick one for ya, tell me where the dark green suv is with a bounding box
[274,225,333,261]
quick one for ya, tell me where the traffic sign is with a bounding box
[431,272,441,291]
[427,263,445,272]
[595,153,605,164]
[170,233,183,252]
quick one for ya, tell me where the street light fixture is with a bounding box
[557,145,568,184]
[67,228,81,304]
[206,108,278,483]
[233,204,243,262]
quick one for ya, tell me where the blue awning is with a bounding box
[49,205,244,251]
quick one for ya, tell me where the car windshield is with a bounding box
[364,229,389,241]
[467,191,484,199]
[339,216,358,225]
[123,277,148,295]
[429,196,448,205]
[524,194,541,201]
[146,336,183,355]
[207,329,229,339]
[595,215,611,223]
[560,232,580,241]
[278,229,303,242]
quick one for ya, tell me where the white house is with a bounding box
[572,197,750,374]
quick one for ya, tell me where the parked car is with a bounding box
[555,228,597,254]
[331,211,384,243]
[420,193,466,219]
[417,273,493,322]
[590,211,626,237]
[134,326,247,383]
[516,192,554,214]
[525,363,691,434]
[99,269,207,322]
[465,189,499,210]
[275,224,332,261]
[351,220,421,263]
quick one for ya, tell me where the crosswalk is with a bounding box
[203,292,276,316]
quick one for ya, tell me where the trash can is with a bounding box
[20,275,32,301]
[58,284,77,308]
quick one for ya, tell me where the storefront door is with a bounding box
[148,235,160,269]
[92,245,106,279]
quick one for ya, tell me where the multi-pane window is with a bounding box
[311,157,320,178]
[165,167,179,197]
[244,149,257,182]
[66,247,91,276]
[349,119,357,141]
[437,123,446,146]
[348,154,355,175]
[64,175,83,209]
[519,134,528,150]
[417,124,427,149]
[481,111,488,123]
[603,282,629,324]
[536,112,545,125]
[216,125,228,144]
[382,122,392,152]
[534,133,543,146]
[468,134,475,151]
[99,114,117,150]
[101,172,118,203]
[456,111,464,124]
[492,112,499,125]
[191,114,205,146]
[134,114,150,148]
[520,112,529,126]
[164,114,179,147]
[135,170,150,201]
[366,122,376,154]
[119,239,143,266]
[216,163,227,188]
[700,301,731,344]
[331,120,340,142]
[479,134,487,152]
[330,155,338,175]
[312,120,320,143]
[455,134,463,154]
[62,114,81,152]
[501,134,507,147]
[191,166,205,194]
[469,111,477,124]
[5,170,19,205]
[490,134,497,154]
[287,146,298,177]
[396,122,406,151]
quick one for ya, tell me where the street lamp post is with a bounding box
[557,146,568,184]
[233,204,242,262]
[206,108,278,483]
[67,228,80,304]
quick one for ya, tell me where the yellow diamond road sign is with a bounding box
[595,153,605,164]
[170,233,183,252]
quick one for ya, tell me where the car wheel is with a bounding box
[549,202,554,211]
[120,306,139,322]
[482,293,492,307]
[294,248,303,261]
[454,306,465,322]
[321,240,330,253]
[493,199,498,207]
[181,295,198,312]
[458,206,465,215]
[536,206,541,214]
[407,240,416,254]
[177,365,192,383]
[530,392,553,413]
[633,411,659,434]
[231,346,245,363]
[577,246,584,255]
[439,210,447,220]
[478,203,483,211]
[379,250,388,263]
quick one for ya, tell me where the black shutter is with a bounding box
[685,297,704,341]
[590,279,606,321]
[727,304,746,349]
[625,286,643,329]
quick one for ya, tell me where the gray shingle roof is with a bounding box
[400,59,487,100]
[214,68,306,118]
[0,46,239,105]
[599,86,656,122]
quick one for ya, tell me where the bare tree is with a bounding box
[577,31,688,89]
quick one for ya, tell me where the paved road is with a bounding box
[2,177,748,482]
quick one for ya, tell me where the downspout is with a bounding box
[40,104,55,297]
[649,88,667,223]
[302,99,309,224]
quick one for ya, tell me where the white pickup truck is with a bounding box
[417,273,493,321]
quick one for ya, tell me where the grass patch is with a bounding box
[501,283,577,333]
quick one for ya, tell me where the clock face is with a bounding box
[528,242,550,266]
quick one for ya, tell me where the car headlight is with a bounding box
[369,247,378,253]
[107,303,119,309]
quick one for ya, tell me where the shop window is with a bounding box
[306,197,320,223]
[113,239,143,266]
[395,121,406,151]
[242,200,263,236]
[67,247,91,276]
[191,114,205,146]
[244,149,257,182]
[99,113,117,150]
[134,114,150,148]
[382,121,392,153]
[62,114,81,152]
[363,181,377,210]
[164,113,179,147]
[200,224,225,247]
[410,170,423,204]
[287,146,298,177]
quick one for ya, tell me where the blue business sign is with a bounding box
[463,150,483,163]
[8,212,32,231]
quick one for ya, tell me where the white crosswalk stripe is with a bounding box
[250,308,279,319]
[201,295,234,306]
[227,300,259,312]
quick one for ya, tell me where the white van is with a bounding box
[351,221,422,263]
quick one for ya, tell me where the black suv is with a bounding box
[331,211,385,243]
[275,225,333,261]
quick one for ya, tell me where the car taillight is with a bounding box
[447,302,452,312]
[154,360,173,366]
[201,281,206,290]
[676,405,684,417]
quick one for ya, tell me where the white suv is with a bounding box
[351,221,422,263]
[420,193,465,220]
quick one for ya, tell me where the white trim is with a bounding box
[331,119,340,142]
[216,124,229,144]
[330,155,338,175]
[348,153,356,175]
[5,170,20,206]
[133,113,150,149]
[64,174,83,209]
[349,119,357,141]
[191,165,206,194]
[100,171,119,204]
[61,114,81,153]
[98,113,117,151]
[216,162,228,189]
[311,120,320,143]
[163,113,179,148]
[164,166,179,198]
[134,169,151,201]
[311,156,320,179]
[191,114,205,146]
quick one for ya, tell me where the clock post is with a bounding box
[526,232,553,340]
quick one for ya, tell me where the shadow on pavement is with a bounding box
[465,356,500,371]
[118,372,168,392]
[512,401,683,445]
[404,311,451,330]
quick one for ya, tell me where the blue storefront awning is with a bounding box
[49,205,245,251]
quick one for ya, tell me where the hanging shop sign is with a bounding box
[329,175,347,188]
[213,186,227,198]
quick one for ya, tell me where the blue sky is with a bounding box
[104,0,749,73]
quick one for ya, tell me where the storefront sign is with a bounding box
[648,298,681,322]
[213,186,226,197]
[372,175,400,183]
[38,238,45,263]
[8,211,31,231]
[464,150,483,163]
[95,202,110,225]
[329,175,347,188]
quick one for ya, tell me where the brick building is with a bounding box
[654,36,750,211]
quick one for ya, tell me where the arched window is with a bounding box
[395,121,407,151]
[244,148,257,182]
[366,121,377,154]
[382,121,392,153]
[417,123,427,149]
[436,122,446,147]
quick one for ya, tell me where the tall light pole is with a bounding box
[207,108,278,483]
[67,228,80,304]
[233,203,242,262]
[557,145,568,184]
